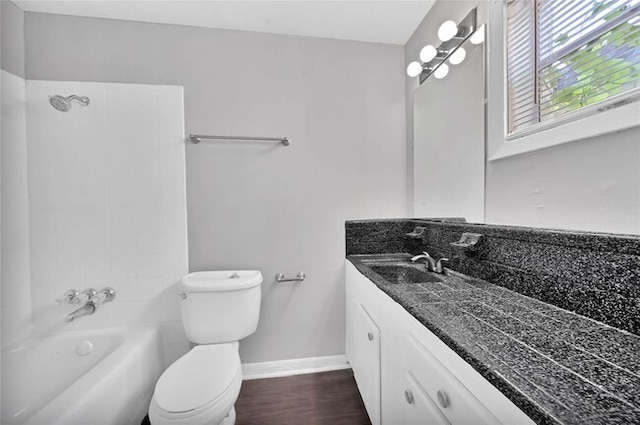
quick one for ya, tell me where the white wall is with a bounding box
[484,1,640,234]
[26,80,189,366]
[0,1,25,78]
[25,12,408,363]
[1,70,32,347]
[0,2,3,413]
[485,131,640,234]
[1,1,28,414]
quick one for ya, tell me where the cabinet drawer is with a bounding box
[404,331,499,425]
[403,370,451,425]
[382,340,449,425]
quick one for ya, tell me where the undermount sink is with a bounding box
[368,264,442,284]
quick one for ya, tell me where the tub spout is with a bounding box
[65,302,96,322]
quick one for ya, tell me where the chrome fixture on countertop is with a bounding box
[411,251,449,274]
[450,232,483,252]
[406,226,427,239]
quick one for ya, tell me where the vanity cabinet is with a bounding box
[381,340,449,425]
[345,261,535,425]
[346,264,382,425]
[346,298,381,425]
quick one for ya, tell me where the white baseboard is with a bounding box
[242,354,350,380]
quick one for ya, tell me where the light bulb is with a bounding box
[434,64,449,79]
[419,45,437,63]
[438,20,458,42]
[449,47,466,65]
[406,61,423,78]
[470,24,485,45]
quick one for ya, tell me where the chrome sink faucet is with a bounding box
[411,251,436,270]
[411,251,449,274]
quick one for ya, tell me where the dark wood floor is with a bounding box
[235,369,371,425]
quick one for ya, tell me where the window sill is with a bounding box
[489,101,640,162]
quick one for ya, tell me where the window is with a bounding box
[506,0,640,137]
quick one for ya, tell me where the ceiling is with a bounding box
[13,0,436,45]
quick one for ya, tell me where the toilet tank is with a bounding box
[180,271,263,344]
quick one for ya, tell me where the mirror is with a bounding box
[412,35,486,223]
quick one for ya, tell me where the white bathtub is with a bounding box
[1,326,163,425]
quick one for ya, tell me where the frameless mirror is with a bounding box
[412,33,486,223]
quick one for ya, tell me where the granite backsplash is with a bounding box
[346,219,640,335]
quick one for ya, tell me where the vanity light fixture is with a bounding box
[420,45,438,62]
[434,64,449,79]
[449,47,466,65]
[438,20,458,42]
[406,61,423,78]
[470,24,485,45]
[405,8,477,84]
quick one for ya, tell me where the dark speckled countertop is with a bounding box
[348,253,640,425]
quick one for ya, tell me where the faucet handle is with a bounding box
[450,233,483,251]
[91,287,116,305]
[435,258,450,274]
[76,288,97,304]
[406,226,427,239]
[56,289,79,305]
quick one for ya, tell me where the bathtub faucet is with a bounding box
[63,287,116,322]
[65,302,96,322]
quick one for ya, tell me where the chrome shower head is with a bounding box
[48,95,90,112]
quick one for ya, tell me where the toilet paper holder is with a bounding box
[276,272,306,283]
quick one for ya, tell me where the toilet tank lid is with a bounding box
[182,271,263,292]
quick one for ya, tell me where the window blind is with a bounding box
[506,0,640,135]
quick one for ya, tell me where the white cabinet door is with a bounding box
[403,332,498,425]
[382,341,450,425]
[347,299,381,425]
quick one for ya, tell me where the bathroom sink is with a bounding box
[368,264,442,284]
[358,254,411,264]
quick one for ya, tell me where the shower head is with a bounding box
[48,95,90,112]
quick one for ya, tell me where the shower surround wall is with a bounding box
[26,80,189,365]
[1,70,32,347]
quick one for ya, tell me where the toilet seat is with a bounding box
[149,343,242,425]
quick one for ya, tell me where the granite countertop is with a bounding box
[348,253,640,425]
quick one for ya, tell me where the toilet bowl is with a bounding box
[149,344,242,425]
[148,271,262,425]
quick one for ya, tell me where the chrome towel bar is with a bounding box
[189,134,291,146]
[276,272,305,283]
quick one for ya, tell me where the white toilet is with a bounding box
[149,270,263,425]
